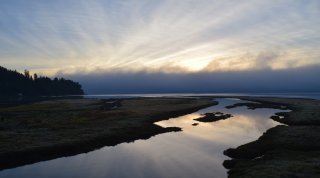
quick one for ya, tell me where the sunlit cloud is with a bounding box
[0,0,319,75]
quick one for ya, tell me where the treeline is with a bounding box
[0,66,84,96]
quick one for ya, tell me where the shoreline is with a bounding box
[0,97,216,170]
[0,96,319,177]
[221,96,320,177]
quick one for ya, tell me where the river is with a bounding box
[0,98,287,178]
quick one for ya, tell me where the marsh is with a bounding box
[0,98,288,178]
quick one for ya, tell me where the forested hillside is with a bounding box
[0,66,84,96]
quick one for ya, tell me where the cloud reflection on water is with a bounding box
[0,98,287,178]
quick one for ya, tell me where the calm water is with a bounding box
[0,98,287,178]
[83,92,320,100]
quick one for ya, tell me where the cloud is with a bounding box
[0,0,319,74]
[203,51,288,71]
[65,65,320,94]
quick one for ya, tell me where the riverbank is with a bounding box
[1,96,319,177]
[0,97,216,170]
[222,96,320,178]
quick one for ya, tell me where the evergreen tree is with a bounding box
[0,66,84,96]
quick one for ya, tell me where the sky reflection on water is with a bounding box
[0,98,286,178]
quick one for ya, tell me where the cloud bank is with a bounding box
[65,65,320,94]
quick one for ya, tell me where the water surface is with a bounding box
[0,98,286,178]
[83,92,320,100]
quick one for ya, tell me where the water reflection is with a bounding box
[0,98,286,178]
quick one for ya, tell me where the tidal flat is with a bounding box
[223,96,320,178]
[0,97,215,170]
[0,96,319,178]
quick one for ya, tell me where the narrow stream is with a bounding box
[0,98,286,178]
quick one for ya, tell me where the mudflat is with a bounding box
[1,95,319,177]
[0,97,215,170]
[223,96,320,178]
[194,112,232,122]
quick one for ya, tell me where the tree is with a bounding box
[0,66,84,96]
[33,73,38,80]
[24,70,30,78]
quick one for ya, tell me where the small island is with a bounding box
[192,123,199,126]
[194,112,233,122]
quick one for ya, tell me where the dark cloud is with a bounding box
[63,65,320,94]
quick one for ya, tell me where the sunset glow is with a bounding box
[1,0,319,76]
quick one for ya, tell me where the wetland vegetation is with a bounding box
[223,97,320,178]
[0,95,319,178]
[0,97,215,170]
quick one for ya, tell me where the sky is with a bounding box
[0,0,319,93]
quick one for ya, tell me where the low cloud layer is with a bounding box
[65,65,320,94]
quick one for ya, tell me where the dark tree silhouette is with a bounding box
[0,66,84,96]
[33,73,38,80]
[24,69,30,79]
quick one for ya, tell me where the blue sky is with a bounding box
[0,0,319,77]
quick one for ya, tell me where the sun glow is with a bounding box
[0,0,319,76]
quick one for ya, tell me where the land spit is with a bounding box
[222,96,320,178]
[0,97,216,170]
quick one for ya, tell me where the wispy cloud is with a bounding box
[0,0,319,75]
